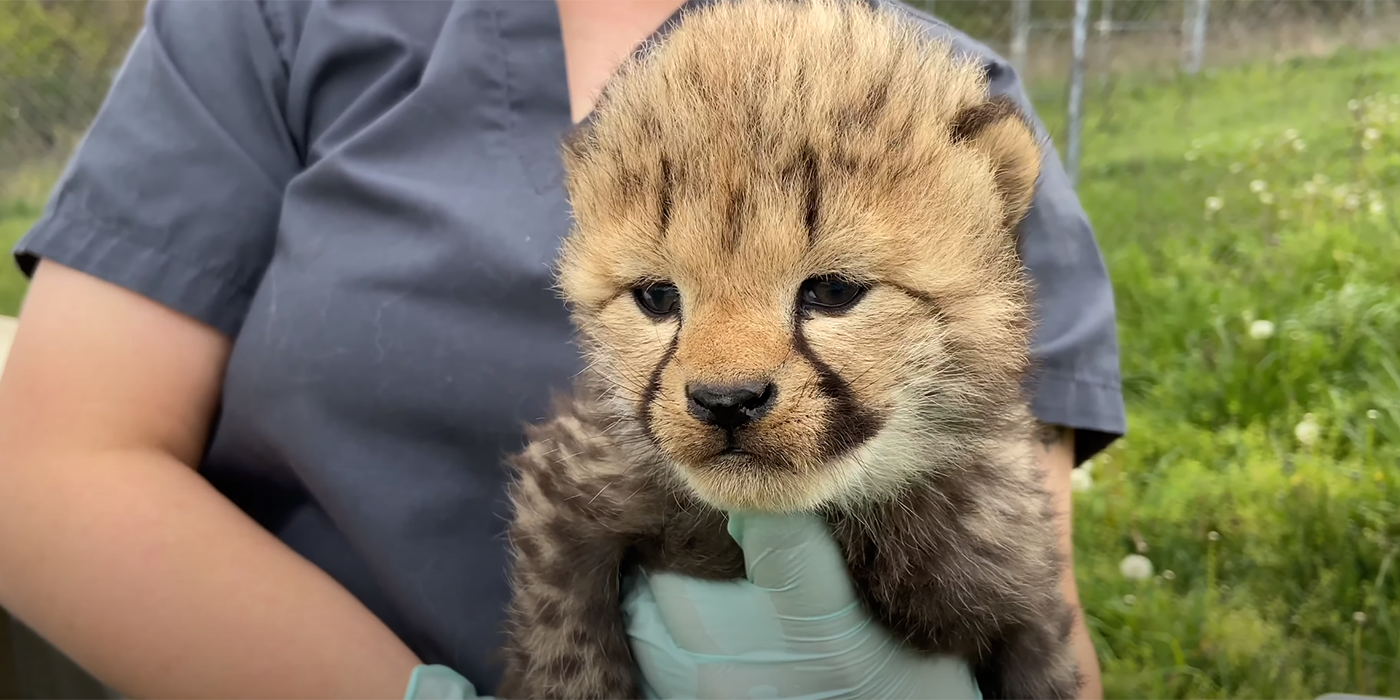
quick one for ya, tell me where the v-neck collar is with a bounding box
[571,0,887,130]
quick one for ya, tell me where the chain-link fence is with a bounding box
[912,0,1400,186]
[2,0,1399,194]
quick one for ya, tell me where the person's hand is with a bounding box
[622,512,983,699]
[403,665,480,699]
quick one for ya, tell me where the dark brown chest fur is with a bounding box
[496,388,1081,700]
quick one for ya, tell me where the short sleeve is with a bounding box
[896,4,1129,464]
[13,0,301,338]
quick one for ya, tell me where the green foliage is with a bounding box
[0,152,62,316]
[1069,46,1400,699]
[0,0,144,159]
[0,215,35,317]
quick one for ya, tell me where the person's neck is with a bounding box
[555,0,690,124]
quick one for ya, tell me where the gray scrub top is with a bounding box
[14,0,1126,693]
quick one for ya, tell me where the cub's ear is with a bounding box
[948,94,1044,234]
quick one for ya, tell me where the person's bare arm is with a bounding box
[1035,423,1104,700]
[0,261,420,699]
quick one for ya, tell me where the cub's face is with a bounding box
[555,0,1045,513]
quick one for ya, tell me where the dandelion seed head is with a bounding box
[1070,468,1094,493]
[1163,570,1176,580]
[1367,409,1380,420]
[1205,196,1224,212]
[1295,414,1320,446]
[1208,530,1221,541]
[1120,554,1154,580]
[1248,320,1275,339]
[1250,179,1267,193]
[1354,611,1368,625]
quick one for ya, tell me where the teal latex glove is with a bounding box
[404,665,480,700]
[622,512,982,700]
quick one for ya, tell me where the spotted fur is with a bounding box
[497,0,1080,697]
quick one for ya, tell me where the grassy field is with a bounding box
[1057,45,1400,699]
[1,44,1399,700]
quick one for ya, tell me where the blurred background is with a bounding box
[1,0,1397,698]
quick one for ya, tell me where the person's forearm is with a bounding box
[1034,424,1104,700]
[0,448,420,700]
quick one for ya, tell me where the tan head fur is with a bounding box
[555,0,1046,513]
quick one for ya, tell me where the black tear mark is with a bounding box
[791,320,884,460]
[638,330,681,445]
[949,95,1019,145]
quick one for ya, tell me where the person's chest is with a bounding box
[200,4,589,683]
[223,0,582,447]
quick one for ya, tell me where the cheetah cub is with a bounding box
[497,0,1081,697]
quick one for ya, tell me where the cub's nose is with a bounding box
[686,381,776,431]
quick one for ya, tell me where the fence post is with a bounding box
[1067,0,1090,189]
[1181,0,1210,75]
[1010,0,1031,77]
[1097,0,1114,89]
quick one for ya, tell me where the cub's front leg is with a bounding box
[828,468,1081,700]
[498,405,666,700]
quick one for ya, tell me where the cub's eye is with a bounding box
[799,276,867,312]
[633,282,681,319]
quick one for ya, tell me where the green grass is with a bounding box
[1,43,1398,700]
[0,211,35,317]
[0,155,62,317]
[1061,45,1400,699]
